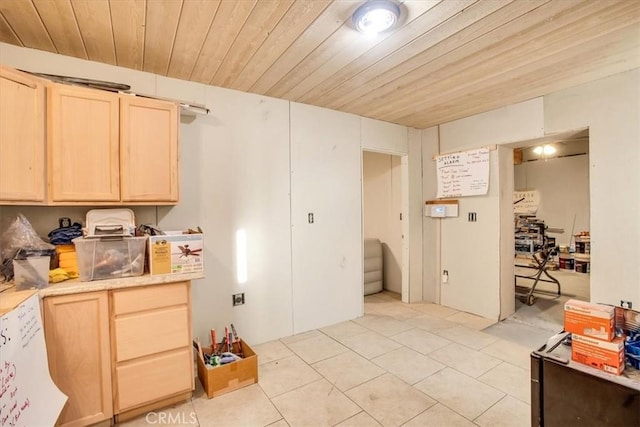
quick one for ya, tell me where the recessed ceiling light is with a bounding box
[352,0,400,34]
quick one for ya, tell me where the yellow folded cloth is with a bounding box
[49,268,69,283]
[49,267,79,283]
[65,269,79,279]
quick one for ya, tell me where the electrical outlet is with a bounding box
[621,300,633,309]
[233,293,245,306]
[442,270,449,284]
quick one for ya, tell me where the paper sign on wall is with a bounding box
[0,294,67,427]
[514,190,540,214]
[436,147,490,198]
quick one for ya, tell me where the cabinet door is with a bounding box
[0,66,45,202]
[48,84,120,202]
[43,291,113,426]
[120,96,179,203]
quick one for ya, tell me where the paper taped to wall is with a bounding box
[436,147,490,198]
[514,190,540,214]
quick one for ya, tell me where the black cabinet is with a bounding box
[531,350,640,426]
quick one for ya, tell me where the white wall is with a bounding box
[363,151,402,293]
[420,127,440,303]
[0,43,417,343]
[388,155,402,294]
[439,152,502,319]
[422,70,639,316]
[544,69,640,306]
[361,117,408,154]
[363,152,392,240]
[290,103,362,333]
[515,154,590,246]
[184,86,293,345]
[498,146,515,320]
[408,128,423,303]
[425,98,545,319]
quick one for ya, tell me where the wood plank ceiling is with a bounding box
[1,0,638,129]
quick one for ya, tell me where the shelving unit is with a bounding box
[514,216,562,305]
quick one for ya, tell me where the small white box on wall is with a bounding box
[425,200,459,218]
[431,205,446,217]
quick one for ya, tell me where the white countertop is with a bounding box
[1,271,205,299]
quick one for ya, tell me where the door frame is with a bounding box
[361,149,410,303]
[502,128,591,317]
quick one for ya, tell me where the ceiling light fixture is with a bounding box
[533,145,557,156]
[352,0,400,34]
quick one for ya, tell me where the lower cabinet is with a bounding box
[43,291,113,427]
[111,282,194,416]
[43,281,194,426]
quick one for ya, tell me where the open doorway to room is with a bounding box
[362,150,408,304]
[510,129,591,330]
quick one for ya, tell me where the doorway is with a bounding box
[362,150,408,303]
[510,130,591,329]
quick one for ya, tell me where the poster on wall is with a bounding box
[0,294,67,426]
[513,190,540,214]
[436,147,490,198]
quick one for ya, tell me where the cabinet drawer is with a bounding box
[116,349,192,412]
[115,305,190,362]
[112,282,188,315]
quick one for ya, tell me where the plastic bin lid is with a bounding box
[86,208,135,238]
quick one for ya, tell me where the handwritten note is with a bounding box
[0,294,66,427]
[436,147,490,198]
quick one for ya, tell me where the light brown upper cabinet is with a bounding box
[0,65,180,205]
[120,96,179,203]
[0,66,46,203]
[48,84,121,202]
[48,84,179,205]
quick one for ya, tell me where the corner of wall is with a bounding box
[420,126,440,303]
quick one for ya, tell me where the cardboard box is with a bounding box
[564,299,615,341]
[197,340,258,399]
[571,334,625,375]
[148,232,203,275]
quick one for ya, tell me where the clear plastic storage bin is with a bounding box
[13,256,51,290]
[73,236,146,281]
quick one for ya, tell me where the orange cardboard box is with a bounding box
[564,299,614,341]
[197,339,258,399]
[571,334,625,375]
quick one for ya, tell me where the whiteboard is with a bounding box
[0,294,67,427]
[436,147,490,198]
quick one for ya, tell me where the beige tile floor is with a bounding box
[120,292,536,427]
